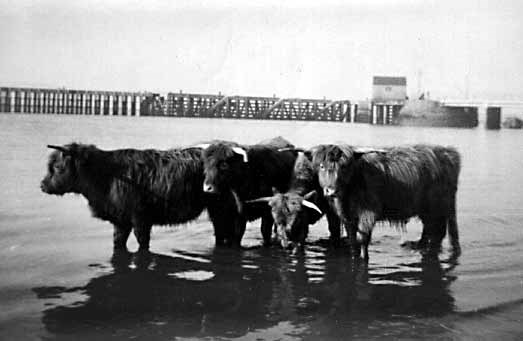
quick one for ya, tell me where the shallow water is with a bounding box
[0,113,522,340]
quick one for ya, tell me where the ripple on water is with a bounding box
[168,270,215,281]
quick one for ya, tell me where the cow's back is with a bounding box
[357,144,460,220]
[245,145,298,197]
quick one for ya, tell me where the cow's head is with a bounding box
[41,144,79,195]
[312,145,383,198]
[247,189,322,248]
[198,142,248,194]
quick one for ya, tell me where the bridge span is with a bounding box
[441,99,523,128]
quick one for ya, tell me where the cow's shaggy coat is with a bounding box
[200,140,298,246]
[41,143,208,251]
[312,144,461,260]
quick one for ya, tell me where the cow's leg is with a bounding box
[133,223,152,251]
[113,224,132,251]
[328,196,344,247]
[214,223,228,246]
[260,212,274,246]
[358,231,372,261]
[447,199,461,255]
[417,228,429,249]
[358,210,376,261]
[207,205,230,246]
[231,216,247,248]
[344,217,360,258]
[326,210,341,247]
[424,216,447,254]
[299,224,309,247]
[207,193,239,246]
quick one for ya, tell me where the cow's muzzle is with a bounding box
[275,223,290,248]
[203,182,217,193]
[40,180,50,193]
[323,187,337,197]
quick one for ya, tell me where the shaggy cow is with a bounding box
[40,143,208,251]
[247,151,341,248]
[198,140,298,246]
[312,144,461,260]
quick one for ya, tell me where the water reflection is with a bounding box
[33,246,458,339]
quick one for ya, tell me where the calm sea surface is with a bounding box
[0,114,522,340]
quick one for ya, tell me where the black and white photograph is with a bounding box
[1,0,522,339]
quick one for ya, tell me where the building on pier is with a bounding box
[370,76,407,125]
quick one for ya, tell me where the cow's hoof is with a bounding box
[137,246,150,254]
[215,238,228,246]
[329,237,341,248]
[111,248,131,259]
[113,244,129,252]
[229,241,242,249]
[349,244,361,258]
[421,245,441,257]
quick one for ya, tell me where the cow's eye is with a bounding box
[319,163,325,170]
[53,164,64,173]
[219,162,229,170]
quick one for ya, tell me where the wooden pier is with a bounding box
[0,87,356,122]
[2,86,515,128]
[0,87,145,116]
[162,92,354,121]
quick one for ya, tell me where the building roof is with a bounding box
[373,76,407,86]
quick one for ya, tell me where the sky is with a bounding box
[1,0,522,100]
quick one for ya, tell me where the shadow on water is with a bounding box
[32,242,461,340]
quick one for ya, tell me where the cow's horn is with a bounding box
[232,147,248,162]
[47,145,70,154]
[231,189,243,215]
[245,196,273,204]
[302,200,323,215]
[303,190,316,200]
